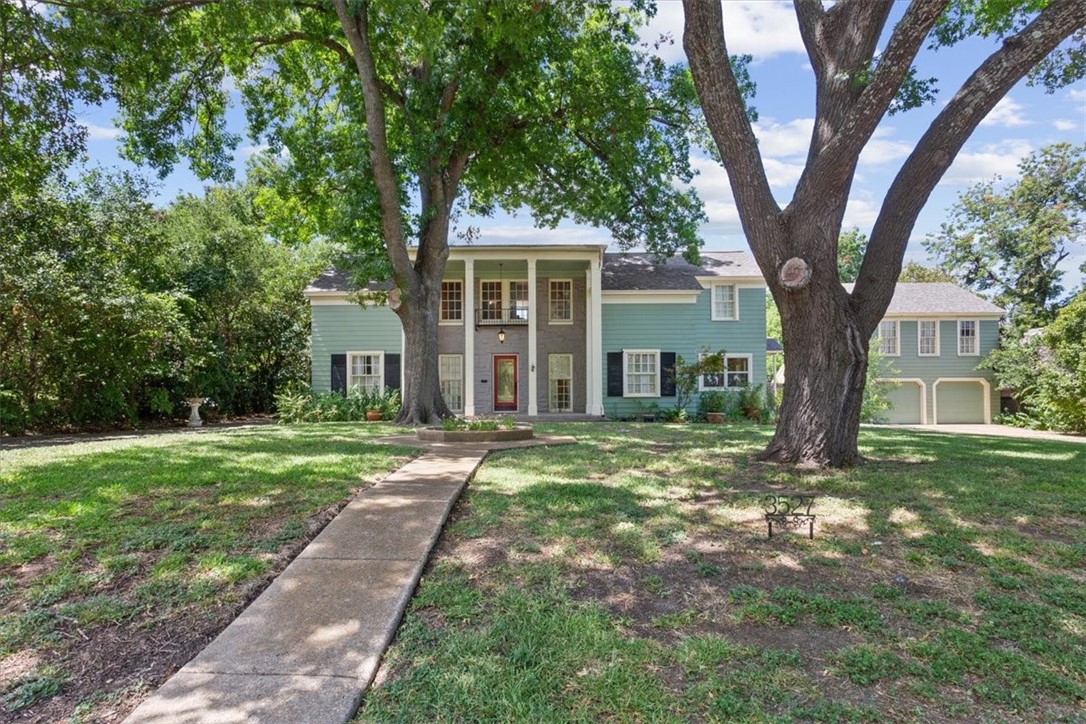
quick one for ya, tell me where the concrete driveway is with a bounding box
[874,423,1086,444]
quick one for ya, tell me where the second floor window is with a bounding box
[877,320,899,356]
[440,281,462,322]
[712,284,737,320]
[918,320,939,356]
[549,280,572,322]
[481,281,503,321]
[959,320,978,355]
[510,281,529,320]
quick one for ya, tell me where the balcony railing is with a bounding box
[474,306,530,329]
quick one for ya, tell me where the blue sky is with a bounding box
[76,1,1086,285]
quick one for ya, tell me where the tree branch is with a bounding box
[682,0,780,260]
[331,0,412,285]
[853,0,1086,331]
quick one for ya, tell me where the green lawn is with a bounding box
[0,424,414,721]
[358,423,1086,722]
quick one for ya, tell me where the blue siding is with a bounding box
[601,287,766,418]
[311,304,401,391]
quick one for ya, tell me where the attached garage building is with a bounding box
[859,283,1003,425]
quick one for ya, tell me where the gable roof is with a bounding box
[844,282,1003,316]
[305,268,393,294]
[601,251,760,291]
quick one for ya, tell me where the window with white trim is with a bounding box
[548,353,573,412]
[438,354,463,412]
[918,320,939,357]
[877,320,899,356]
[699,352,727,390]
[480,281,502,321]
[347,352,383,394]
[440,281,462,323]
[624,349,659,397]
[958,320,978,356]
[549,280,572,323]
[725,355,751,389]
[711,284,737,320]
[510,281,529,321]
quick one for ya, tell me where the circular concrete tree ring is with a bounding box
[417,425,535,443]
[779,257,811,290]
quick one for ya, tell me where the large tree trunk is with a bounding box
[761,282,869,467]
[393,257,452,426]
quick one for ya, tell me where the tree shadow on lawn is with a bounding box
[404,423,1086,720]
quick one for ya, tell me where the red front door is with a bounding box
[494,355,518,411]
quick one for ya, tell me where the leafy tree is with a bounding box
[57,0,718,424]
[924,142,1086,329]
[0,1,105,197]
[682,0,1085,465]
[899,262,957,283]
[837,228,868,283]
[0,171,188,432]
[989,290,1086,432]
[161,186,330,415]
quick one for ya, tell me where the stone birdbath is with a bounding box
[185,397,207,428]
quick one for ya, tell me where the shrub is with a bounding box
[274,386,401,423]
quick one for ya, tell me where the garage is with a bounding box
[882,379,924,424]
[934,379,988,424]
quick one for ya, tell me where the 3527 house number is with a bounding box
[763,494,816,539]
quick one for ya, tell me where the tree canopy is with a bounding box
[925,142,1086,328]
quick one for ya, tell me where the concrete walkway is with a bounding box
[123,435,575,724]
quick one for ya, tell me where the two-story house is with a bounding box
[303,244,768,417]
[865,283,1003,424]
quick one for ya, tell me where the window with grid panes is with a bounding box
[438,355,463,411]
[711,284,737,320]
[549,280,572,322]
[958,320,978,355]
[624,350,658,397]
[440,281,462,322]
[548,354,573,412]
[348,352,383,393]
[877,320,899,356]
[480,281,502,321]
[510,281,529,320]
[918,320,939,356]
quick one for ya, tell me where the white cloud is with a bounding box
[1066,88,1086,102]
[237,143,270,160]
[858,127,913,166]
[753,117,813,158]
[639,1,805,64]
[842,198,880,229]
[939,140,1032,186]
[979,97,1031,128]
[762,157,804,189]
[79,122,121,141]
[1053,119,1078,132]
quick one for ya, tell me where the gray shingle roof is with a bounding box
[601,251,759,291]
[844,282,1003,315]
[305,268,392,293]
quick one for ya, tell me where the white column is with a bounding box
[464,259,475,417]
[589,255,604,416]
[527,258,538,416]
[584,268,593,414]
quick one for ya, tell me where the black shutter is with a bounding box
[330,354,347,395]
[607,352,624,397]
[660,352,677,397]
[384,353,401,390]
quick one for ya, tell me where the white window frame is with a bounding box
[480,280,503,321]
[623,349,659,398]
[722,354,753,390]
[509,280,529,321]
[548,279,573,324]
[438,354,464,412]
[439,280,463,325]
[917,319,940,357]
[876,320,900,357]
[479,279,529,322]
[346,351,384,394]
[548,353,573,412]
[711,284,738,321]
[697,352,727,391]
[958,319,979,356]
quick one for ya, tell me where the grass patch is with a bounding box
[357,423,1086,722]
[0,424,412,719]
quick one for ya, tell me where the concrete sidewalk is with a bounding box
[123,434,575,723]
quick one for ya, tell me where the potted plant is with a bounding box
[365,408,383,422]
[698,390,727,423]
[740,384,764,422]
